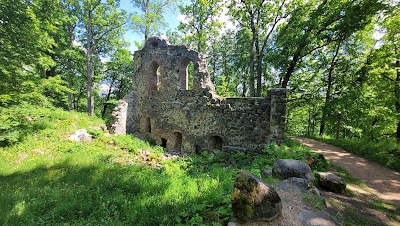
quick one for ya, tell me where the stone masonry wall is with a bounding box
[112,37,286,152]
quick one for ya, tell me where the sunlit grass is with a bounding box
[0,105,326,225]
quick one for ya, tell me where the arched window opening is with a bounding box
[161,138,167,148]
[208,136,223,150]
[179,59,194,90]
[187,61,194,90]
[147,61,160,91]
[174,132,182,151]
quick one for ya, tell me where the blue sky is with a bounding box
[119,0,182,53]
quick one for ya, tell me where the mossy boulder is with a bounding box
[231,170,282,223]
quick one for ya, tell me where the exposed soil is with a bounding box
[292,136,400,225]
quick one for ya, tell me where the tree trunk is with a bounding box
[242,80,247,97]
[86,7,94,115]
[281,57,298,88]
[144,0,150,41]
[67,25,75,111]
[307,108,311,135]
[395,58,400,142]
[249,39,256,97]
[256,52,262,97]
[336,114,341,140]
[320,42,340,135]
[101,78,115,118]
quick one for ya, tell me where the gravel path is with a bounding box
[291,136,400,207]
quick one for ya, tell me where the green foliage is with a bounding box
[131,0,179,42]
[0,105,55,146]
[112,135,155,154]
[178,0,222,53]
[0,105,325,225]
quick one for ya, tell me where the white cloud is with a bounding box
[72,40,83,48]
[219,6,236,31]
[178,14,187,24]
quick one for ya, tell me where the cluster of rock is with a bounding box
[230,158,346,226]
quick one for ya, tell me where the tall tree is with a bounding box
[100,48,133,118]
[0,0,67,106]
[178,0,222,53]
[229,0,289,96]
[131,0,178,42]
[78,0,127,115]
[276,0,385,88]
[368,7,400,141]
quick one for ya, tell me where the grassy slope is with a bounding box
[6,106,392,225]
[0,106,323,225]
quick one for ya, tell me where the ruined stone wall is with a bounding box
[116,37,286,152]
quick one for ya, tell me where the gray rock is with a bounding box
[100,125,108,131]
[68,129,93,142]
[272,159,314,181]
[260,169,272,178]
[231,171,282,223]
[299,210,341,226]
[278,178,323,200]
[277,177,312,192]
[316,172,346,193]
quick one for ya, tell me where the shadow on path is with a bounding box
[291,136,400,207]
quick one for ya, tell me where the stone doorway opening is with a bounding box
[161,138,167,148]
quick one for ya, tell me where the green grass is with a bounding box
[304,135,400,172]
[0,105,322,225]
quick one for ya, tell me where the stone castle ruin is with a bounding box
[110,37,286,152]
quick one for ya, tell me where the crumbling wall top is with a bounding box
[133,36,216,98]
[144,37,170,48]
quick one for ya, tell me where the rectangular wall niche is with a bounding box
[141,117,151,133]
[174,132,182,151]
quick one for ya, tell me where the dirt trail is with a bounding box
[291,136,400,207]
